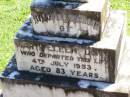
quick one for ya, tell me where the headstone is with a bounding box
[14,11,126,82]
[0,0,128,96]
[31,0,110,41]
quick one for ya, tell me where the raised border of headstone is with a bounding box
[31,0,109,41]
[14,11,126,83]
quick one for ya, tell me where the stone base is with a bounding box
[1,37,130,97]
[14,11,126,82]
[0,55,128,97]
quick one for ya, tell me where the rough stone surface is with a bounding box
[14,11,126,82]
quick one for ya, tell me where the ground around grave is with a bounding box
[0,0,130,72]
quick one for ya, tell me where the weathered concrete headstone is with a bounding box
[0,0,128,96]
[31,0,110,41]
[14,11,126,82]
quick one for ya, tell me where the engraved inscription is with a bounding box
[15,42,109,81]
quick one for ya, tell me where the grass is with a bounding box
[0,0,130,71]
[0,0,31,71]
